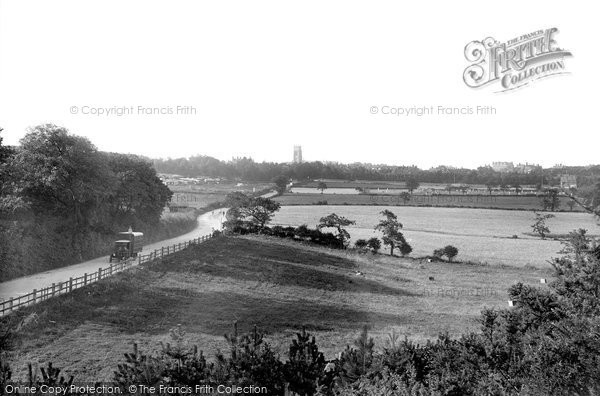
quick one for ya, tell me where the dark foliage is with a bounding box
[0,125,176,281]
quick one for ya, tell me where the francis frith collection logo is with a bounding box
[463,28,572,92]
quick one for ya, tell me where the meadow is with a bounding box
[271,205,600,267]
[169,182,272,209]
[275,192,581,211]
[3,236,550,382]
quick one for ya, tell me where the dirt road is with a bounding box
[0,209,226,302]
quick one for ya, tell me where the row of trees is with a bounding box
[0,125,174,280]
[153,154,600,188]
[222,194,448,260]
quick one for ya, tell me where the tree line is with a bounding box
[221,193,463,262]
[152,154,600,188]
[0,125,174,281]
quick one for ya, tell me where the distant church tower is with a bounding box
[293,145,303,163]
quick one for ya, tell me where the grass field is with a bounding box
[271,205,600,268]
[3,236,550,382]
[169,182,273,209]
[275,192,582,211]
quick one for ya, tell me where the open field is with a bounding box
[300,180,410,189]
[170,192,227,209]
[169,182,273,194]
[276,192,583,211]
[169,183,273,209]
[271,205,600,268]
[2,235,550,382]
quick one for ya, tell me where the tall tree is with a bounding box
[0,127,19,212]
[272,175,289,195]
[317,182,328,194]
[106,153,173,226]
[240,197,281,229]
[225,192,281,229]
[541,188,561,212]
[11,124,114,232]
[0,127,13,165]
[375,209,410,256]
[531,211,555,239]
[406,178,420,194]
[317,213,355,248]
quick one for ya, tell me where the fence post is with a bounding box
[32,289,37,304]
[69,277,73,292]
[9,299,13,311]
[84,273,88,285]
[161,247,164,258]
[98,267,102,280]
[52,283,56,296]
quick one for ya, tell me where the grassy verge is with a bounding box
[2,235,549,381]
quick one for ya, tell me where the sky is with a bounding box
[0,0,597,169]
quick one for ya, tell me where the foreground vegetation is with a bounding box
[0,235,548,383]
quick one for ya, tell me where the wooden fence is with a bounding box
[0,233,215,316]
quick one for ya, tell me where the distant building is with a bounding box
[560,174,577,189]
[293,145,303,163]
[491,161,514,173]
[515,162,540,174]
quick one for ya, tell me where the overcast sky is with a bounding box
[0,1,597,169]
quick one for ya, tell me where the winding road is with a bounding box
[0,209,226,302]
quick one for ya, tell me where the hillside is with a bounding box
[3,235,550,381]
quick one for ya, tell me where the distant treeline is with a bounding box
[0,125,187,281]
[152,155,600,188]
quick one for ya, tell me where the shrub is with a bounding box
[432,248,445,259]
[295,224,311,239]
[284,328,327,396]
[271,225,286,237]
[398,242,413,257]
[215,324,285,394]
[443,245,459,262]
[432,246,459,262]
[339,327,377,384]
[366,238,381,254]
[354,239,368,252]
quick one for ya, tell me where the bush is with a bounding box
[284,328,328,396]
[398,242,413,257]
[443,245,459,262]
[366,238,381,254]
[432,245,459,262]
[295,224,311,239]
[215,324,285,394]
[354,239,368,253]
[339,327,376,384]
[432,248,445,259]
